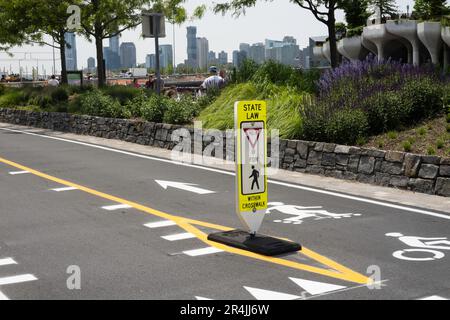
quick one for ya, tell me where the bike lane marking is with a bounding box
[0,155,371,285]
[1,126,448,221]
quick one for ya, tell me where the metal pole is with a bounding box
[173,18,176,74]
[154,15,161,95]
[52,39,56,75]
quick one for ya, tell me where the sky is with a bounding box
[0,0,412,75]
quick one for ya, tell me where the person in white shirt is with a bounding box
[48,75,59,87]
[200,66,225,92]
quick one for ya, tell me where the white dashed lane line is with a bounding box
[182,247,224,257]
[144,220,177,229]
[0,290,9,300]
[8,171,30,175]
[161,233,196,242]
[0,258,17,267]
[101,204,133,211]
[50,186,78,192]
[0,274,38,286]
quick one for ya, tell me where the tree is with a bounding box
[414,0,450,20]
[341,0,371,29]
[0,0,78,84]
[79,0,154,87]
[214,0,342,68]
[369,0,398,18]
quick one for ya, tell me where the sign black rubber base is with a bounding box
[208,230,301,256]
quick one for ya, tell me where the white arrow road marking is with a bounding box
[51,186,78,192]
[0,291,9,300]
[161,233,196,241]
[196,296,213,300]
[8,171,30,175]
[155,180,215,195]
[101,204,132,211]
[183,247,224,257]
[289,277,346,295]
[419,295,448,300]
[0,258,17,267]
[244,286,301,300]
[0,274,37,286]
[144,220,177,229]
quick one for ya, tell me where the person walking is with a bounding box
[200,66,225,92]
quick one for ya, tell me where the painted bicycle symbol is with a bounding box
[386,233,450,261]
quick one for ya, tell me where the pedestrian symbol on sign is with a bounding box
[249,166,260,191]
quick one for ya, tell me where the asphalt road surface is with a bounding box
[0,124,449,300]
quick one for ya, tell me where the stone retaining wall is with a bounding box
[0,108,449,197]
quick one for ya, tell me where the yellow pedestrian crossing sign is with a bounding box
[235,101,268,234]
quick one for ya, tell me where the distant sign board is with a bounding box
[67,71,83,87]
[235,101,268,234]
[142,12,166,38]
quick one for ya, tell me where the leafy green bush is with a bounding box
[364,92,405,134]
[325,109,369,145]
[0,90,26,108]
[101,85,142,105]
[79,90,129,119]
[163,95,200,125]
[400,78,444,121]
[50,87,69,103]
[235,59,259,83]
[141,95,168,123]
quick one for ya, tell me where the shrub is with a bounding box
[141,95,168,123]
[163,95,200,125]
[0,90,26,108]
[400,78,444,121]
[427,146,436,155]
[79,90,129,119]
[125,91,150,118]
[325,108,369,145]
[50,87,69,103]
[101,85,142,105]
[235,59,259,83]
[364,92,405,134]
[436,139,445,149]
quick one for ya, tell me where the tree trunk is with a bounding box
[327,10,339,68]
[59,33,68,85]
[95,35,105,87]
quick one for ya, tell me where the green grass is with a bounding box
[197,83,306,139]
[403,141,412,152]
[387,131,398,139]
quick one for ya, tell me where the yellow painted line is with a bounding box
[0,156,372,285]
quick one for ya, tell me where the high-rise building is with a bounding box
[120,42,137,68]
[264,37,301,66]
[103,47,121,70]
[208,51,218,66]
[196,37,209,70]
[218,51,228,65]
[146,54,156,70]
[64,32,78,71]
[249,43,265,64]
[87,57,96,71]
[110,35,120,54]
[159,44,173,70]
[233,50,247,68]
[186,26,197,69]
[239,43,251,57]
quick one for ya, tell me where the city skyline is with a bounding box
[0,0,411,74]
